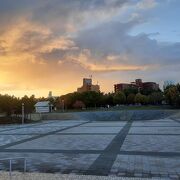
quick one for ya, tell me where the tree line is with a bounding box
[0,95,44,115]
[57,88,163,109]
[0,83,180,115]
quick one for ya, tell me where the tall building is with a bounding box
[48,91,58,100]
[114,79,159,93]
[77,78,100,93]
[48,91,52,98]
[83,78,92,86]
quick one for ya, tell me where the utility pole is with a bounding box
[62,100,65,112]
[22,103,24,124]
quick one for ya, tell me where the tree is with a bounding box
[58,93,79,109]
[135,93,148,105]
[73,100,85,109]
[0,94,20,115]
[58,91,103,109]
[101,93,114,106]
[123,88,138,97]
[81,91,103,108]
[164,86,180,106]
[135,93,142,104]
[142,95,149,105]
[113,91,126,105]
[127,94,135,104]
[140,88,161,96]
[21,95,37,113]
[148,92,164,105]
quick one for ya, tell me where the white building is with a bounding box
[35,101,52,113]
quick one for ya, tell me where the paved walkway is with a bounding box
[0,172,157,180]
[0,117,180,179]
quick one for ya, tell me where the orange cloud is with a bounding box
[0,18,155,97]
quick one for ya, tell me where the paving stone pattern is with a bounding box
[0,117,180,179]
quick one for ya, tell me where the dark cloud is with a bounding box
[74,20,180,67]
[15,30,51,52]
[0,46,6,55]
[39,49,67,61]
[0,0,45,31]
[38,48,79,61]
[30,0,131,34]
[0,40,6,55]
[1,0,179,69]
[0,0,180,95]
[75,20,140,54]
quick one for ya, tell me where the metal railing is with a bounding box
[0,157,27,178]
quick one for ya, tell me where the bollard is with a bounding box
[9,159,12,179]
[24,159,27,173]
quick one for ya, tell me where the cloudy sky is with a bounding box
[0,0,180,97]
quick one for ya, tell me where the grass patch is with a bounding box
[55,105,174,113]
[0,116,39,125]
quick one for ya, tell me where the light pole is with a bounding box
[62,100,65,112]
[22,103,24,124]
[50,104,53,112]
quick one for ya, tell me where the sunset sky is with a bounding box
[0,0,180,97]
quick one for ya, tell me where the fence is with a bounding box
[0,157,27,179]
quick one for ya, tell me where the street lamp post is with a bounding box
[50,104,53,112]
[22,103,24,124]
[62,100,65,112]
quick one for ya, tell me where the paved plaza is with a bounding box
[0,113,180,179]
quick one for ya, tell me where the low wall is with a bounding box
[40,111,132,121]
[27,113,42,121]
[0,113,6,117]
[39,110,178,121]
[41,113,79,121]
